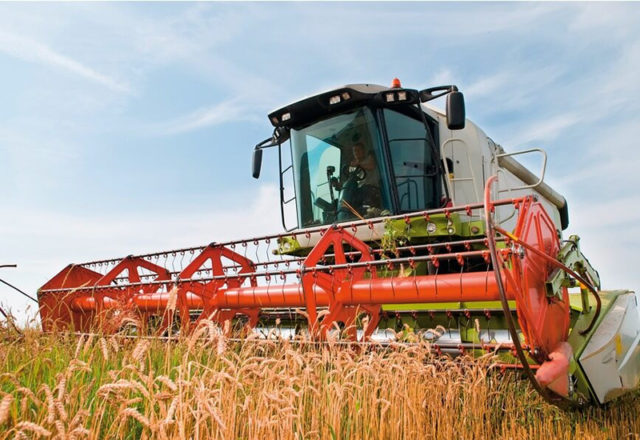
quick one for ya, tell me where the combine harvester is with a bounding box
[38,79,639,408]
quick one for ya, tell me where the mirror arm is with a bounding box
[419,85,458,103]
[255,126,291,151]
[252,127,291,179]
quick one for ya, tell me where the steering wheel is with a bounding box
[343,165,367,182]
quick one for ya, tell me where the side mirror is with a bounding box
[252,148,263,179]
[446,91,465,130]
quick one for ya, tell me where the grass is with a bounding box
[0,322,638,440]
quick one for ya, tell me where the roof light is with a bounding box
[390,78,402,88]
[397,91,407,101]
[341,92,351,101]
[329,95,341,105]
[270,116,279,124]
[385,92,395,103]
[281,112,291,122]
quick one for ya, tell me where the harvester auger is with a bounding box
[39,80,639,407]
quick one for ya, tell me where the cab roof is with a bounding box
[268,83,393,130]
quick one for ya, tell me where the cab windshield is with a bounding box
[290,107,392,227]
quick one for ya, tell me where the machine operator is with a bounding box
[332,142,382,217]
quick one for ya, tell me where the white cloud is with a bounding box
[502,112,582,147]
[280,3,561,40]
[0,29,131,94]
[428,69,456,88]
[568,4,640,37]
[464,72,513,100]
[160,97,262,134]
[466,65,565,114]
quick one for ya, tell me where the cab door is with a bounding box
[382,108,441,212]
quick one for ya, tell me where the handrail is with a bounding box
[441,137,481,203]
[495,148,547,192]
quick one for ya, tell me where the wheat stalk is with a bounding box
[99,337,109,361]
[155,376,177,392]
[130,340,150,364]
[15,421,52,437]
[70,425,90,437]
[166,286,178,313]
[41,384,56,425]
[120,407,151,429]
[0,393,13,425]
[73,335,85,359]
[1,325,639,439]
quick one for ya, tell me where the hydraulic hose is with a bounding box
[483,175,579,410]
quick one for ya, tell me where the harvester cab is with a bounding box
[253,82,462,228]
[38,79,639,408]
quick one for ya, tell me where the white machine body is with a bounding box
[580,292,640,403]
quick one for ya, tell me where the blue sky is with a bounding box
[1,2,640,321]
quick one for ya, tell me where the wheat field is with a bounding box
[0,321,638,440]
